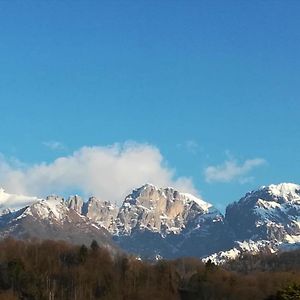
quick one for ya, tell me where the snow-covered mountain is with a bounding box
[205,183,300,264]
[1,183,300,262]
[0,184,234,258]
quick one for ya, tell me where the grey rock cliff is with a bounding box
[113,184,234,258]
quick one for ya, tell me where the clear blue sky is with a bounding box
[0,1,299,210]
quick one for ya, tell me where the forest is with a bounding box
[0,238,299,300]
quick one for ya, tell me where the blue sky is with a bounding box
[0,1,299,211]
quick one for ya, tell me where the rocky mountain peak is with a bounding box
[114,184,233,258]
[116,184,221,237]
[127,183,212,212]
[20,197,69,222]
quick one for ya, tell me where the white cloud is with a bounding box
[0,142,197,204]
[43,141,65,151]
[204,158,266,183]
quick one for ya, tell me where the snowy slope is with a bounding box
[203,240,278,265]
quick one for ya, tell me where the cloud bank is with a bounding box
[0,143,197,204]
[204,158,266,183]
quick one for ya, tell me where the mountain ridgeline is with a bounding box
[0,183,300,262]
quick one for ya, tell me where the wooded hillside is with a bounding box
[0,239,299,300]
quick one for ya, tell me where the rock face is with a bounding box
[82,197,118,231]
[112,184,234,258]
[226,183,300,243]
[115,184,215,235]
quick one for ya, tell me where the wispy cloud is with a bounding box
[177,140,200,154]
[43,141,66,151]
[0,142,197,204]
[204,158,266,183]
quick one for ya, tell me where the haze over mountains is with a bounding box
[0,183,299,263]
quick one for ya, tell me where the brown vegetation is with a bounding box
[0,238,299,299]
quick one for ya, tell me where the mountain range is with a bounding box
[0,183,299,263]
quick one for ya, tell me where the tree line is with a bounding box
[0,238,299,299]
